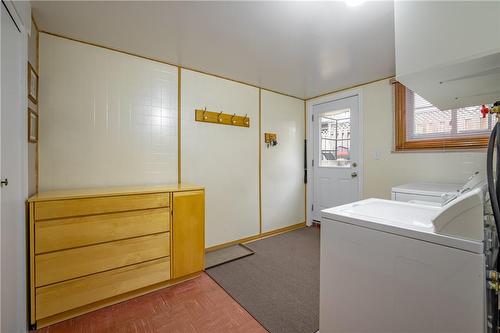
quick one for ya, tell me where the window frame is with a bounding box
[393,81,489,151]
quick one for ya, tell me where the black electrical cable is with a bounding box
[487,122,500,241]
[487,121,500,333]
[496,123,500,212]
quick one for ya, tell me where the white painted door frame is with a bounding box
[306,88,364,226]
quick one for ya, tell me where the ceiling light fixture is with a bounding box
[345,0,366,7]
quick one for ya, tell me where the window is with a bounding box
[394,82,494,150]
[319,109,351,167]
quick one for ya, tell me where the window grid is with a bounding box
[394,82,490,151]
[319,110,351,167]
[405,88,494,141]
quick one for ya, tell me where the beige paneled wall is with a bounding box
[35,32,488,249]
[40,32,483,249]
[39,34,178,190]
[261,91,305,232]
[180,69,260,247]
[38,34,306,249]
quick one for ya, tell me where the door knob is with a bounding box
[352,162,357,167]
[351,172,357,178]
[0,178,8,187]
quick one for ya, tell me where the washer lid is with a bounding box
[391,182,462,197]
[321,193,483,253]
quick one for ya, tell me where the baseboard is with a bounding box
[205,222,306,253]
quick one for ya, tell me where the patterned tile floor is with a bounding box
[32,273,268,333]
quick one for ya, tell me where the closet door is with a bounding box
[172,190,205,278]
[1,4,28,331]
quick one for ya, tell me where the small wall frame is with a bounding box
[28,62,39,104]
[28,108,38,143]
[195,109,250,128]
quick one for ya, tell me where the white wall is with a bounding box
[309,79,486,201]
[39,33,178,190]
[261,90,305,232]
[181,69,260,247]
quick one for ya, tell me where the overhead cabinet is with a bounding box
[28,185,205,328]
[395,1,500,109]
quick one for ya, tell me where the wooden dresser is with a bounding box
[27,184,205,328]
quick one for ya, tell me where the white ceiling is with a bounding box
[32,1,395,99]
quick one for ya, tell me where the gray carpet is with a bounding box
[205,244,254,269]
[206,226,320,333]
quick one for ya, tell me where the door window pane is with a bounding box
[319,109,351,167]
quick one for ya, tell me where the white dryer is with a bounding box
[391,182,462,205]
[391,172,483,206]
[320,188,486,333]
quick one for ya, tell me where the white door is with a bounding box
[1,3,28,332]
[312,95,360,221]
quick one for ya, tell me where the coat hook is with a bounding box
[218,111,223,122]
[243,114,249,125]
[203,108,208,120]
[231,113,237,124]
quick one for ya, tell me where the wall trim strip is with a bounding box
[178,67,182,184]
[35,31,396,105]
[31,13,39,32]
[306,75,395,101]
[37,30,305,101]
[258,88,262,234]
[303,100,307,224]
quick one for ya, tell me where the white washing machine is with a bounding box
[320,188,486,333]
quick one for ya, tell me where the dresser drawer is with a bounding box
[36,257,170,320]
[34,193,170,220]
[36,233,170,287]
[35,208,170,253]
